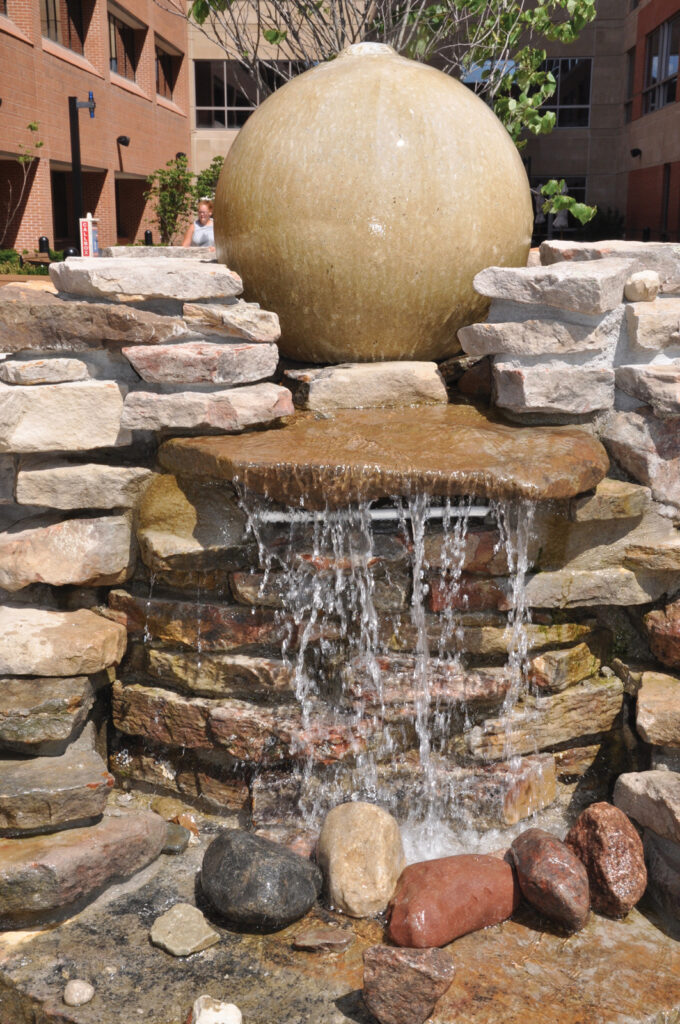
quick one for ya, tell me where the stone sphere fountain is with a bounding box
[214,43,533,363]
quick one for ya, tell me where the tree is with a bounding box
[194,155,224,204]
[155,0,597,223]
[0,122,44,248]
[144,154,195,244]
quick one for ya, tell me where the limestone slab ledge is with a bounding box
[473,259,632,316]
[0,607,126,677]
[50,257,242,302]
[121,383,293,433]
[539,238,680,294]
[0,380,128,452]
[158,406,609,509]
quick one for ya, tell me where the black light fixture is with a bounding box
[630,147,642,157]
[117,135,130,147]
[175,151,186,160]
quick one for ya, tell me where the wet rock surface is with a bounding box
[564,802,646,917]
[0,675,97,754]
[510,828,590,932]
[200,830,323,930]
[1,816,680,1024]
[362,945,455,1024]
[158,405,609,508]
[645,598,680,668]
[386,854,519,947]
[317,802,405,918]
[635,671,680,745]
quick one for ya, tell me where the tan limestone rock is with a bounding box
[0,607,126,677]
[0,381,128,453]
[569,478,650,521]
[474,258,632,315]
[15,460,156,510]
[529,635,607,692]
[149,903,220,957]
[636,671,680,746]
[614,770,680,844]
[625,298,680,350]
[50,256,242,302]
[616,364,680,419]
[183,300,281,343]
[120,383,293,434]
[624,270,661,302]
[0,358,89,385]
[284,362,448,412]
[122,341,279,386]
[316,801,405,917]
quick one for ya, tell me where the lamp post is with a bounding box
[68,92,95,254]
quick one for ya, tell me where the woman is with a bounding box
[182,199,214,247]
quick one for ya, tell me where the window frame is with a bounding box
[40,0,85,54]
[642,14,679,115]
[108,10,138,81]
[194,59,304,129]
[542,57,592,129]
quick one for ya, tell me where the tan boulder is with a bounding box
[317,801,405,917]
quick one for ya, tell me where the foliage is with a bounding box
[0,247,63,276]
[144,154,195,245]
[194,155,224,203]
[540,178,596,227]
[157,0,597,221]
[0,122,44,248]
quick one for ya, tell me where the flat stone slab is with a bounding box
[0,381,127,453]
[50,257,242,302]
[183,300,281,343]
[284,361,448,412]
[636,671,680,745]
[122,341,279,386]
[615,770,680,844]
[0,810,165,928]
[15,460,156,510]
[0,675,97,755]
[539,238,680,293]
[120,382,293,433]
[0,606,127,677]
[493,361,615,416]
[0,747,113,836]
[474,258,632,315]
[0,286,188,351]
[0,358,89,385]
[601,408,680,509]
[626,298,680,351]
[158,406,609,509]
[1,826,679,1024]
[616,364,680,419]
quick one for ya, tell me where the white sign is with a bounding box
[79,212,99,257]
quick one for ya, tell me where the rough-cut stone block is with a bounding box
[0,747,113,835]
[644,829,680,919]
[150,902,220,957]
[601,407,680,508]
[230,568,409,614]
[0,358,89,385]
[122,341,279,386]
[142,647,293,700]
[50,256,242,302]
[136,474,252,575]
[539,239,680,293]
[626,298,680,351]
[529,635,606,692]
[644,599,680,668]
[624,540,680,570]
[100,245,213,259]
[108,589,285,652]
[616,364,680,419]
[522,566,673,608]
[0,811,166,927]
[427,573,507,612]
[614,771,680,844]
[0,675,98,755]
[362,945,455,1024]
[458,306,622,357]
[624,270,661,303]
[0,285,188,351]
[345,656,510,714]
[15,460,155,510]
[120,382,293,433]
[284,362,448,412]
[424,525,509,575]
[183,300,281,342]
[466,676,623,760]
[569,478,650,521]
[109,736,250,812]
[0,514,135,591]
[474,259,632,315]
[493,361,615,415]
[636,671,680,746]
[0,381,127,452]
[0,607,126,677]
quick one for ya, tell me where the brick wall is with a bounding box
[0,0,190,252]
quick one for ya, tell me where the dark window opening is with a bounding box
[156,44,180,100]
[41,0,86,55]
[625,47,636,123]
[643,15,679,113]
[51,169,73,245]
[109,11,141,80]
[542,57,592,128]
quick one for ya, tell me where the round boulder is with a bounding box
[215,43,532,364]
[200,829,322,930]
[565,801,647,917]
[317,801,405,917]
[386,853,519,947]
[510,828,590,932]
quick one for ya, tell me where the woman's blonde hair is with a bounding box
[198,198,214,212]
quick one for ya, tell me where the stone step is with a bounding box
[15,459,156,510]
[473,258,633,315]
[0,380,128,453]
[616,363,680,419]
[0,810,166,928]
[539,238,680,293]
[122,340,279,386]
[49,256,243,302]
[283,361,448,412]
[0,747,113,836]
[0,674,101,755]
[0,606,127,677]
[182,299,281,342]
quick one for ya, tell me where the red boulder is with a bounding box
[386,853,519,948]
[363,945,455,1024]
[565,801,646,917]
[510,828,589,932]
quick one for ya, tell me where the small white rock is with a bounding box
[191,994,242,1024]
[63,979,95,1006]
[624,270,661,303]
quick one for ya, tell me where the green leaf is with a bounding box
[263,28,287,45]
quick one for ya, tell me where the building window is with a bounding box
[543,58,591,127]
[109,11,141,80]
[625,47,636,123]
[643,15,679,114]
[531,176,587,240]
[41,0,85,54]
[156,43,180,100]
[0,1,7,15]
[194,60,304,128]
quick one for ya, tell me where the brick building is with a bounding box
[0,1,190,252]
[522,0,680,242]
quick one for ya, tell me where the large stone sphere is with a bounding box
[215,43,533,364]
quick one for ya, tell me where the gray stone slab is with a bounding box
[0,675,97,755]
[0,358,89,385]
[120,382,294,433]
[615,363,680,419]
[540,238,680,293]
[50,257,242,302]
[15,460,156,510]
[122,340,279,385]
[284,361,448,411]
[0,381,128,453]
[474,258,633,315]
[493,360,615,415]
